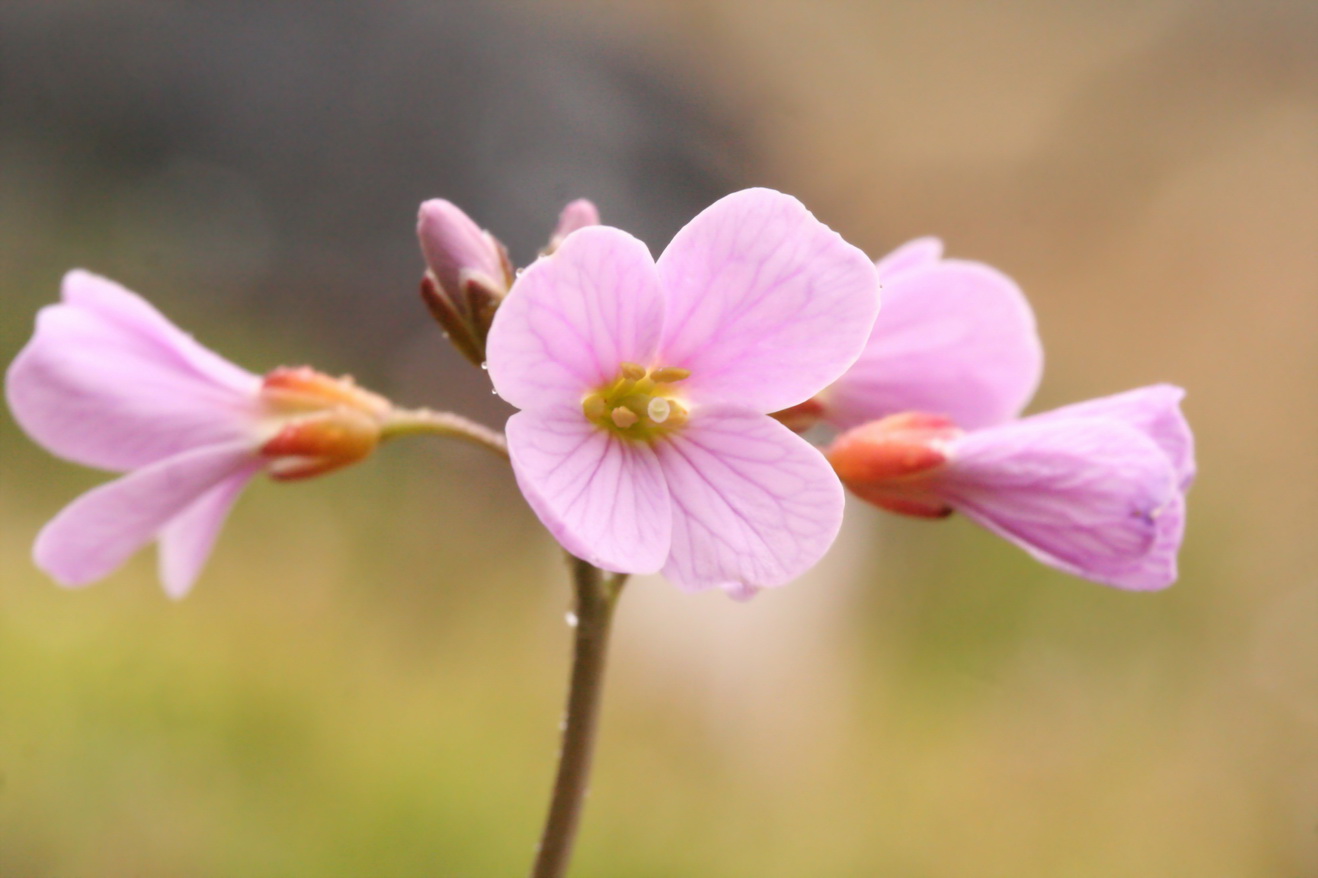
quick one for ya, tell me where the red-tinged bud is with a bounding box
[771,397,826,433]
[825,412,963,519]
[257,367,390,481]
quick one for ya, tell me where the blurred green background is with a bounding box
[2,1,1315,876]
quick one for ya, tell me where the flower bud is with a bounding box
[543,198,600,255]
[825,412,962,518]
[416,200,514,366]
[258,367,390,481]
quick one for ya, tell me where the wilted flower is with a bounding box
[813,238,1193,589]
[6,271,392,596]
[485,188,880,595]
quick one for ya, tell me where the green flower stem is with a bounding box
[379,407,509,459]
[531,556,628,878]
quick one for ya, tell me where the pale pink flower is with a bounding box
[815,239,1193,590]
[812,236,1044,431]
[6,271,391,597]
[485,188,881,595]
[828,387,1192,590]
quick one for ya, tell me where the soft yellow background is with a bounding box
[2,2,1315,875]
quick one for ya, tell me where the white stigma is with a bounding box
[647,397,671,424]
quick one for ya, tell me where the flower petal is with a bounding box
[936,417,1183,590]
[875,236,944,279]
[505,408,671,574]
[1034,384,1195,490]
[823,255,1042,430]
[655,188,880,413]
[487,227,665,411]
[33,442,259,588]
[158,460,262,598]
[653,407,845,594]
[6,272,262,471]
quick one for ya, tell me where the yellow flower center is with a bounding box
[583,362,691,441]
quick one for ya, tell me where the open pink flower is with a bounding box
[813,239,1193,590]
[485,188,880,595]
[6,271,391,597]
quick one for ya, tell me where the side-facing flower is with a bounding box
[808,238,1194,590]
[6,271,392,596]
[827,386,1193,590]
[485,188,881,596]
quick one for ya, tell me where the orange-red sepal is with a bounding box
[260,410,381,481]
[825,412,962,519]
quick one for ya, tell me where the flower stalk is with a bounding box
[531,557,627,878]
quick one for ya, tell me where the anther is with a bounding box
[582,394,607,420]
[620,362,647,381]
[650,366,690,384]
[611,407,639,429]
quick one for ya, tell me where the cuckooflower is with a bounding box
[6,271,392,597]
[485,188,881,595]
[809,238,1193,590]
[827,387,1193,589]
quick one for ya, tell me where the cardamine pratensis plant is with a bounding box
[5,188,1192,877]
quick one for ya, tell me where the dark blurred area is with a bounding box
[2,2,1315,876]
[0,0,745,415]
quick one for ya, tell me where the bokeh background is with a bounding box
[2,1,1315,875]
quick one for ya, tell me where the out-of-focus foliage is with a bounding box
[2,1,1314,876]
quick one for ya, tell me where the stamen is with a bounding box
[647,397,671,424]
[650,366,690,384]
[582,394,607,420]
[611,407,639,428]
[620,362,647,381]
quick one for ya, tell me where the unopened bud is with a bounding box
[543,199,600,255]
[825,412,962,518]
[417,199,515,366]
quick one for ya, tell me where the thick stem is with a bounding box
[530,557,627,878]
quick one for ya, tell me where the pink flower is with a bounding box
[815,239,1193,590]
[6,271,392,597]
[813,236,1044,431]
[485,188,881,595]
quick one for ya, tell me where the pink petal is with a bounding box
[6,272,262,471]
[486,227,665,411]
[505,407,671,574]
[875,236,944,279]
[653,407,845,594]
[1034,384,1195,490]
[33,442,259,589]
[61,271,261,394]
[823,256,1042,430]
[158,460,262,598]
[936,417,1183,590]
[655,188,880,413]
